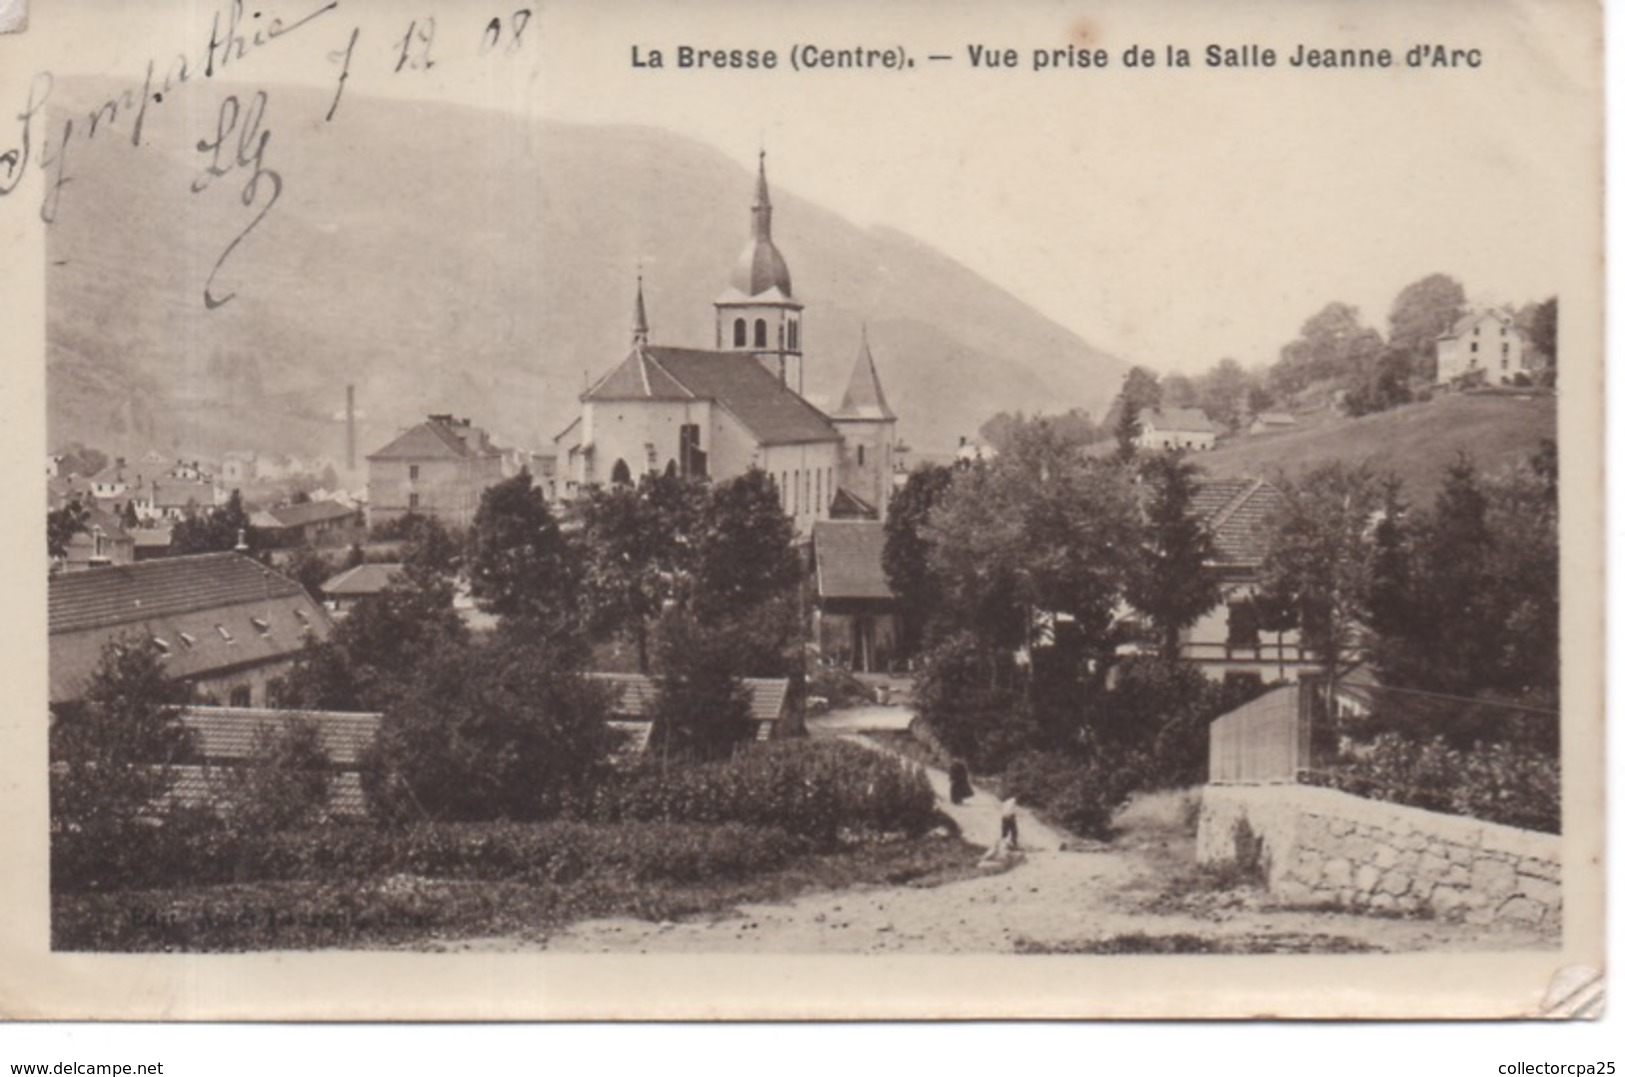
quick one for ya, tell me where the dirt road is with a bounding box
[542,732,1555,955]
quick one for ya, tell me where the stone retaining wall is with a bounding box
[1197,783,1561,927]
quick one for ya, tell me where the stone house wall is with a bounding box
[1197,783,1560,928]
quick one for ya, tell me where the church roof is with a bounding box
[585,345,841,446]
[829,331,896,422]
[728,153,794,299]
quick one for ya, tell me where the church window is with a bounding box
[408,492,420,511]
[858,445,865,467]
[408,465,419,480]
[788,320,799,351]
[815,469,822,516]
[754,319,768,348]
[611,459,632,487]
[793,470,800,514]
[733,318,746,347]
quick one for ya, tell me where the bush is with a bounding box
[575,740,937,846]
[1002,748,1138,840]
[1318,733,1559,833]
[218,718,332,832]
[914,632,1036,771]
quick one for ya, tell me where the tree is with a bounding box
[363,632,618,822]
[1258,462,1387,681]
[1387,273,1467,382]
[50,639,196,884]
[1344,346,1415,416]
[278,567,468,713]
[1199,357,1252,432]
[1527,296,1558,379]
[1113,366,1163,461]
[1126,452,1220,660]
[171,489,256,555]
[578,472,704,671]
[881,464,955,657]
[647,608,758,763]
[690,469,799,628]
[219,717,332,832]
[284,545,337,598]
[1161,373,1198,408]
[1270,302,1385,396]
[47,499,89,559]
[466,469,578,631]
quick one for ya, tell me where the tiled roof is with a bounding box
[180,705,381,765]
[321,563,403,597]
[49,553,332,703]
[584,346,840,446]
[828,486,878,520]
[1194,478,1283,569]
[1438,309,1512,340]
[828,334,896,422]
[587,672,791,724]
[151,481,214,509]
[1145,406,1218,434]
[262,500,361,529]
[812,520,895,601]
[369,419,496,461]
[131,529,173,549]
[167,766,370,818]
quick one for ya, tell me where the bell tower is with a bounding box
[714,152,805,391]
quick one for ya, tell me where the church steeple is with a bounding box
[632,274,649,346]
[715,149,804,391]
[831,325,897,422]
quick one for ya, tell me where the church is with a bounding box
[552,154,899,536]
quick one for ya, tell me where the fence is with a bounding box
[1207,683,1306,783]
[1205,672,1560,833]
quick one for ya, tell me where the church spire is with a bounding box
[831,325,896,421]
[632,273,649,346]
[751,150,773,241]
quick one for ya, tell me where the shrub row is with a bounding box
[573,740,938,844]
[1314,734,1560,834]
[53,816,804,892]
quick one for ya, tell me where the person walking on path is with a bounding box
[1000,795,1020,850]
[949,759,973,805]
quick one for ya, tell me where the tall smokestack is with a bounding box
[345,384,356,472]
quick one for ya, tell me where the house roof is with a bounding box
[261,499,361,529]
[132,528,173,549]
[368,418,497,462]
[321,562,403,597]
[1193,478,1283,569]
[1144,406,1218,434]
[49,553,332,703]
[585,345,841,446]
[151,481,213,509]
[828,486,878,520]
[167,767,370,818]
[1438,309,1513,340]
[179,705,381,765]
[587,672,791,724]
[812,520,895,601]
[1252,412,1297,427]
[828,332,896,422]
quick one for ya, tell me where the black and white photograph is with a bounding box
[0,0,1609,1038]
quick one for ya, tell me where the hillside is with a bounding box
[1194,392,1556,504]
[44,81,1125,475]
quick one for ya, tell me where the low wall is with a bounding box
[1197,783,1560,927]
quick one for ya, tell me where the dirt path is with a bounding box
[536,730,1555,955]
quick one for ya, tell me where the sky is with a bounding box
[2,0,1600,376]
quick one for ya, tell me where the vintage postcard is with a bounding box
[0,0,1605,1021]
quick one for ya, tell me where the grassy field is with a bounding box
[1195,391,1556,504]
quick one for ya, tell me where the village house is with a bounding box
[1137,407,1219,452]
[1247,411,1298,436]
[1177,477,1316,687]
[553,154,900,536]
[167,705,382,820]
[810,520,899,673]
[586,672,799,755]
[49,552,334,708]
[1435,309,1529,386]
[251,499,366,549]
[366,414,506,530]
[58,508,136,572]
[318,562,403,614]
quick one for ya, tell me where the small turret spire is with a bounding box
[632,273,649,346]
